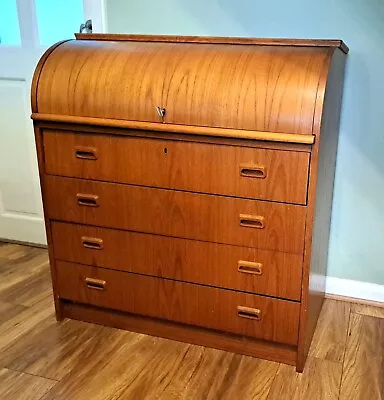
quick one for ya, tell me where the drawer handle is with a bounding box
[237,306,262,321]
[75,146,98,160]
[238,260,263,275]
[240,164,266,179]
[81,236,103,250]
[76,193,99,207]
[85,277,106,291]
[239,214,265,229]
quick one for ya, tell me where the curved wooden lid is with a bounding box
[32,35,344,142]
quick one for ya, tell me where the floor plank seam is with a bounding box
[0,299,29,309]
[38,380,58,400]
[0,299,31,309]
[337,306,352,399]
[265,363,283,399]
[3,366,60,383]
[2,243,383,399]
[352,310,384,320]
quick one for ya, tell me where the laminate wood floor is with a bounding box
[0,242,382,400]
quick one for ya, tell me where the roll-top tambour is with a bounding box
[34,38,335,136]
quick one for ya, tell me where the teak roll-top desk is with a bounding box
[31,34,348,372]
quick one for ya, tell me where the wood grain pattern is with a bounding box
[41,333,190,400]
[351,304,384,318]
[56,261,301,345]
[30,40,70,114]
[0,368,56,400]
[126,350,279,400]
[0,244,51,306]
[297,48,347,371]
[75,33,349,54]
[0,267,51,307]
[0,246,379,399]
[31,35,348,372]
[326,293,384,309]
[0,295,55,354]
[35,40,331,135]
[51,222,303,300]
[309,299,351,363]
[62,300,297,366]
[44,176,306,254]
[0,300,27,325]
[33,124,63,320]
[267,357,342,400]
[32,114,316,144]
[35,121,314,152]
[43,130,310,205]
[1,319,111,381]
[0,244,46,280]
[340,313,384,400]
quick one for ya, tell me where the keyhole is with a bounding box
[164,147,168,155]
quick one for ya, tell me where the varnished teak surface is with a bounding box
[56,261,300,346]
[44,175,306,254]
[43,130,310,205]
[0,243,382,400]
[52,222,303,301]
[76,33,349,54]
[32,114,316,144]
[296,45,347,371]
[35,39,332,135]
[31,34,348,372]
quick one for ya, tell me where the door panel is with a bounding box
[0,80,41,214]
[0,74,45,242]
[0,0,104,243]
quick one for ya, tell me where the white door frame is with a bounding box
[84,0,107,33]
[14,0,106,49]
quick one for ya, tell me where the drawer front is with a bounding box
[43,130,310,205]
[56,261,300,345]
[45,176,306,253]
[52,222,303,300]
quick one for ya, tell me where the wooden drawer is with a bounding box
[56,261,300,345]
[45,176,306,253]
[51,222,303,300]
[43,130,310,205]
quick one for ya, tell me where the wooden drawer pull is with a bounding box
[81,236,103,250]
[76,193,99,207]
[237,306,261,321]
[239,214,265,229]
[240,164,266,179]
[238,260,263,275]
[85,277,106,291]
[75,146,98,160]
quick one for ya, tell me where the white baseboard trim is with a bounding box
[326,277,384,304]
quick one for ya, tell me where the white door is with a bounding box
[0,0,105,244]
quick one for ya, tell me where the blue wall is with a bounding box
[0,0,21,44]
[107,0,384,285]
[0,0,83,46]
